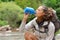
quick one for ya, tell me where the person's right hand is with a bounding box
[22,14,29,22]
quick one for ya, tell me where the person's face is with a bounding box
[35,6,45,17]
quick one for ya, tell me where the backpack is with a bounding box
[51,10,60,32]
[51,19,60,32]
[48,9,60,32]
[52,20,60,40]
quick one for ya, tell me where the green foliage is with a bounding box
[56,1,60,8]
[56,8,60,19]
[0,0,14,2]
[15,0,41,9]
[0,20,8,26]
[42,0,57,9]
[55,30,60,35]
[0,2,23,28]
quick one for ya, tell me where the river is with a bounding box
[0,31,60,40]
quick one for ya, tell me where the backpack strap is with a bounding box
[33,21,50,33]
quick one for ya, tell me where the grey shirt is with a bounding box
[19,17,55,40]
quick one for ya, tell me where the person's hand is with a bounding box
[23,14,29,22]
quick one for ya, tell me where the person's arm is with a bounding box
[19,14,35,32]
[19,19,34,32]
[19,7,35,32]
[45,22,55,40]
[19,14,29,32]
[24,20,34,31]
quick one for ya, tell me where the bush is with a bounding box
[42,0,57,9]
[0,2,24,28]
[0,20,8,26]
[56,8,60,19]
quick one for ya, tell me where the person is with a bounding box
[19,6,55,40]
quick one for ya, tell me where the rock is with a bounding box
[0,25,11,31]
[11,28,19,32]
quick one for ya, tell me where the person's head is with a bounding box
[35,6,46,17]
[35,5,53,20]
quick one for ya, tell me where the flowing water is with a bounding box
[0,31,24,40]
[0,31,60,40]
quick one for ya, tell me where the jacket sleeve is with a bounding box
[19,19,35,32]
